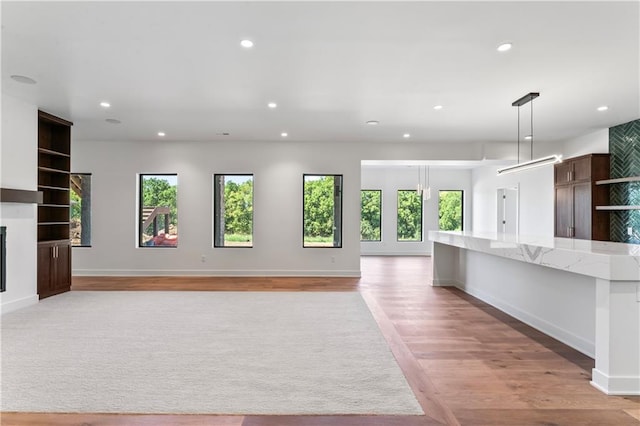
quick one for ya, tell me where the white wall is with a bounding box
[471,128,609,236]
[0,93,39,313]
[361,166,471,255]
[72,139,364,276]
[559,129,609,158]
[72,138,498,276]
[472,164,555,236]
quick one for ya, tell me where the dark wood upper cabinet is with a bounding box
[554,154,610,241]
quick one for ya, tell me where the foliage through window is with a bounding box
[70,173,92,247]
[214,174,253,247]
[303,175,343,247]
[439,190,463,231]
[397,190,422,241]
[361,190,381,241]
[139,174,178,247]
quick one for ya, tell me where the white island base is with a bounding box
[429,231,640,396]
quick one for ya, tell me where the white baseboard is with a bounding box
[454,283,595,358]
[1,294,38,315]
[591,369,640,395]
[73,269,361,278]
[432,279,462,287]
[360,252,430,257]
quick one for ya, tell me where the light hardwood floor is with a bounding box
[2,256,638,425]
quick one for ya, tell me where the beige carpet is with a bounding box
[1,291,423,414]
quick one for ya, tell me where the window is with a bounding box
[214,174,254,247]
[360,190,381,241]
[397,190,422,241]
[70,173,92,247]
[139,174,178,247]
[439,190,463,231]
[303,174,343,247]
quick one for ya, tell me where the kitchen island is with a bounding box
[429,230,640,396]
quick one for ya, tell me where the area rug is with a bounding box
[1,291,423,414]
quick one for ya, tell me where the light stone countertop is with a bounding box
[428,230,640,281]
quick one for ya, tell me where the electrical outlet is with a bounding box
[628,227,634,236]
[331,256,335,263]
[201,255,206,263]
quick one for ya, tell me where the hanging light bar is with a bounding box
[497,154,562,175]
[497,92,561,175]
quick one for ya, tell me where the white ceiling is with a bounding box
[2,1,639,146]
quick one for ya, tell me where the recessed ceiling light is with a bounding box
[597,105,609,112]
[100,101,111,108]
[240,39,254,48]
[497,42,513,52]
[157,132,166,137]
[281,132,288,137]
[403,133,411,138]
[524,135,532,140]
[268,102,277,108]
[433,105,443,110]
[10,75,37,85]
[105,118,121,124]
[366,120,379,125]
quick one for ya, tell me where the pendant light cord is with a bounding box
[530,98,534,160]
[517,105,520,164]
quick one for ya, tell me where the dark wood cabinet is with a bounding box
[37,111,73,299]
[554,154,610,240]
[37,241,71,298]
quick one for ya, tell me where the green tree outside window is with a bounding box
[397,190,422,241]
[438,190,463,231]
[361,190,381,241]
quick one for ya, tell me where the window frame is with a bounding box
[302,174,343,248]
[360,189,382,242]
[396,189,423,242]
[138,173,178,248]
[438,189,464,231]
[70,172,92,248]
[213,173,254,248]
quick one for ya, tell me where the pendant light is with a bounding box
[423,165,431,201]
[497,92,562,175]
[416,166,423,194]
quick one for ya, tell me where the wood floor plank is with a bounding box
[71,276,360,292]
[241,415,442,426]
[360,290,460,426]
[0,413,244,426]
[3,256,639,426]
[453,409,640,426]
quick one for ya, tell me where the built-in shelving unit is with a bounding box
[596,176,640,185]
[37,110,73,299]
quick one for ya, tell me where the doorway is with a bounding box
[497,187,518,234]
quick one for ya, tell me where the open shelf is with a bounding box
[38,166,70,175]
[38,185,70,191]
[596,176,640,185]
[38,147,70,158]
[595,205,640,211]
